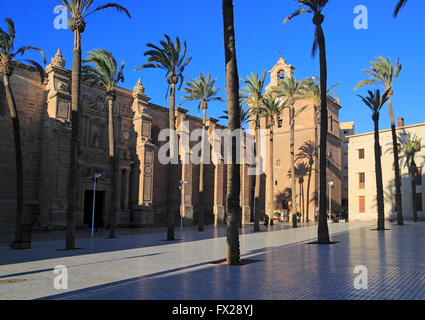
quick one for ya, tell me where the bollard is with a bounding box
[292,214,297,228]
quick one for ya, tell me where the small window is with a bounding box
[278,117,283,128]
[343,130,349,135]
[359,173,365,189]
[277,70,284,81]
[276,159,281,167]
[358,149,365,159]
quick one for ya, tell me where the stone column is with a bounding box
[241,143,251,224]
[115,165,121,210]
[130,79,155,226]
[39,49,72,228]
[124,169,130,210]
[178,114,194,225]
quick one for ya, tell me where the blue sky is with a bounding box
[1,0,424,134]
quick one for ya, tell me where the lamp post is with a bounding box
[91,173,102,239]
[178,181,187,229]
[328,181,334,221]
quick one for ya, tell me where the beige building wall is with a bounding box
[348,122,425,221]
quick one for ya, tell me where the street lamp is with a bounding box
[178,181,187,229]
[328,181,334,221]
[91,173,102,239]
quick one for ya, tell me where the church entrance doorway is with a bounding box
[84,190,105,228]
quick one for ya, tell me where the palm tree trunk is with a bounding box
[167,82,176,241]
[300,181,304,222]
[198,107,206,231]
[267,124,274,221]
[387,95,403,225]
[3,74,24,245]
[290,107,297,215]
[373,114,385,230]
[253,120,260,231]
[222,0,241,265]
[66,30,82,250]
[107,97,117,238]
[317,24,330,244]
[306,161,313,223]
[410,161,418,222]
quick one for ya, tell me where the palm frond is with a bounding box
[394,0,408,18]
[85,2,131,18]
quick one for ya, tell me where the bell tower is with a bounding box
[265,56,295,93]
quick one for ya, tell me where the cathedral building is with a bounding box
[0,52,342,231]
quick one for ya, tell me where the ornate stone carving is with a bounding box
[133,78,145,96]
[51,49,66,68]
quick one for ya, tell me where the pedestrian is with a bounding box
[264,215,269,229]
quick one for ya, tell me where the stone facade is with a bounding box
[0,52,250,231]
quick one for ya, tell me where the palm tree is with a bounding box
[399,133,423,222]
[260,94,288,221]
[358,89,390,230]
[355,57,404,225]
[0,18,46,248]
[240,71,267,232]
[288,162,309,222]
[221,101,250,229]
[182,73,224,231]
[137,35,192,241]
[298,77,339,223]
[394,0,408,17]
[81,49,124,238]
[272,76,305,219]
[296,141,316,222]
[285,0,331,244]
[222,0,241,265]
[59,0,131,250]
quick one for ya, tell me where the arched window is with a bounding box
[277,70,285,81]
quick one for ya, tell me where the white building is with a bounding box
[348,120,425,221]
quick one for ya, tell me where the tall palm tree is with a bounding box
[59,0,131,250]
[182,73,224,231]
[222,0,241,265]
[298,77,339,223]
[394,0,409,17]
[296,141,316,222]
[260,94,287,221]
[355,57,403,225]
[137,35,192,241]
[81,49,124,238]
[285,0,332,244]
[0,18,46,248]
[221,101,249,229]
[399,133,423,222]
[358,89,390,230]
[240,71,267,232]
[272,76,305,219]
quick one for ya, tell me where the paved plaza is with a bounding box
[1,220,425,300]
